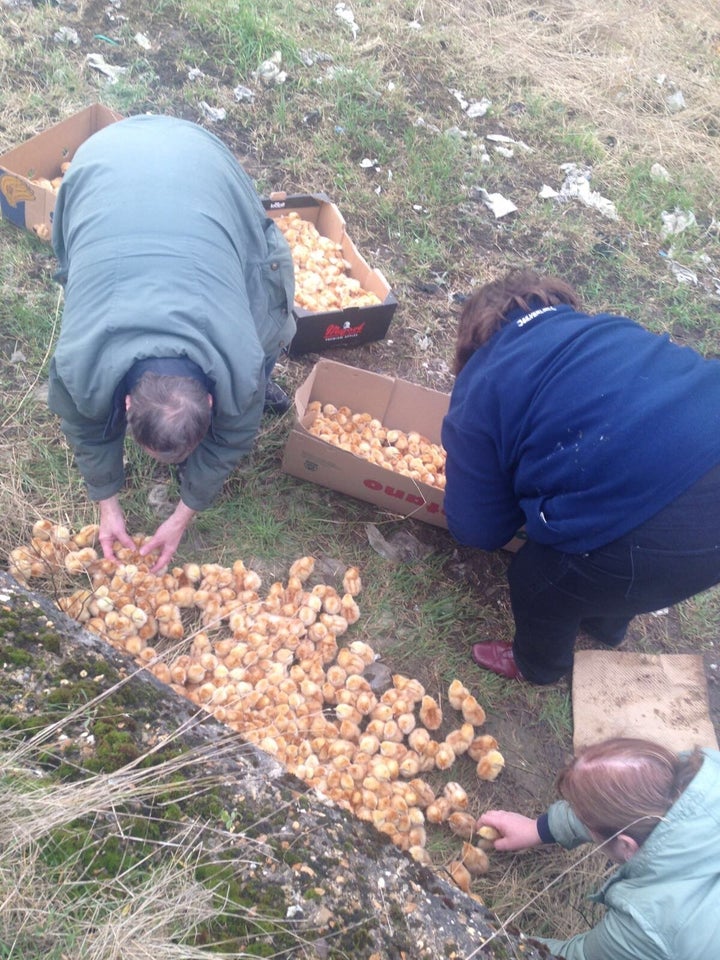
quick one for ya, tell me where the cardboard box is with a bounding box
[282,358,526,552]
[263,192,398,355]
[0,104,121,240]
[282,358,447,525]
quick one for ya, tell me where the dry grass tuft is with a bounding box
[474,842,611,948]
[442,0,720,173]
[0,712,297,959]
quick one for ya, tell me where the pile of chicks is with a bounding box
[274,210,382,313]
[307,402,447,491]
[8,520,503,894]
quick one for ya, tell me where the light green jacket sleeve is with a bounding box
[536,906,672,960]
[547,800,594,849]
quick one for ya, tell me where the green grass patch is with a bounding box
[173,0,301,73]
[678,585,720,649]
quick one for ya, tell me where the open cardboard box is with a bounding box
[282,358,526,551]
[263,192,398,355]
[0,104,122,241]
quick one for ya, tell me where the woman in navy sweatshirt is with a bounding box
[441,270,720,683]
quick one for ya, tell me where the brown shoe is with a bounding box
[471,642,524,681]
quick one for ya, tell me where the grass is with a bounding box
[474,843,611,947]
[529,686,573,743]
[617,160,701,229]
[0,716,310,960]
[1,0,720,953]
[678,586,720,650]
[175,0,302,73]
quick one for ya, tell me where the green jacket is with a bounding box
[538,747,720,959]
[49,115,295,511]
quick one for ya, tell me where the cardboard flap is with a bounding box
[385,379,448,442]
[305,359,397,421]
[0,104,121,179]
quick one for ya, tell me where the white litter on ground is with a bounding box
[650,162,671,181]
[661,207,697,238]
[198,102,226,122]
[538,184,559,199]
[85,53,127,84]
[252,51,287,86]
[486,133,532,152]
[335,2,359,38]
[476,188,518,218]
[558,163,618,220]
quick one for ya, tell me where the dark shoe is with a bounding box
[471,642,524,681]
[263,379,292,415]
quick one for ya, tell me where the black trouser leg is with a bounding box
[506,463,720,684]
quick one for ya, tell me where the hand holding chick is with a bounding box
[476,810,543,852]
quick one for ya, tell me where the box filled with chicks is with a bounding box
[283,358,527,551]
[0,103,122,241]
[282,358,450,527]
[263,192,398,355]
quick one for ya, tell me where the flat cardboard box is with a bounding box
[263,193,398,355]
[572,650,718,752]
[0,104,121,240]
[282,358,525,551]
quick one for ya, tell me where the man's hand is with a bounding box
[476,811,543,852]
[140,500,197,573]
[98,495,137,562]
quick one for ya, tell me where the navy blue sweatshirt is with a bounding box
[441,304,720,553]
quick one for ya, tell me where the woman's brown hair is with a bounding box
[127,373,211,463]
[454,269,582,374]
[557,737,704,845]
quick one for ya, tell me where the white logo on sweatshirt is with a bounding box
[516,306,557,328]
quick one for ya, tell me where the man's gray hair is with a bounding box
[127,373,211,463]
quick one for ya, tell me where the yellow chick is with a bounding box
[419,694,442,730]
[448,678,471,711]
[461,842,490,876]
[447,860,472,894]
[476,749,505,781]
